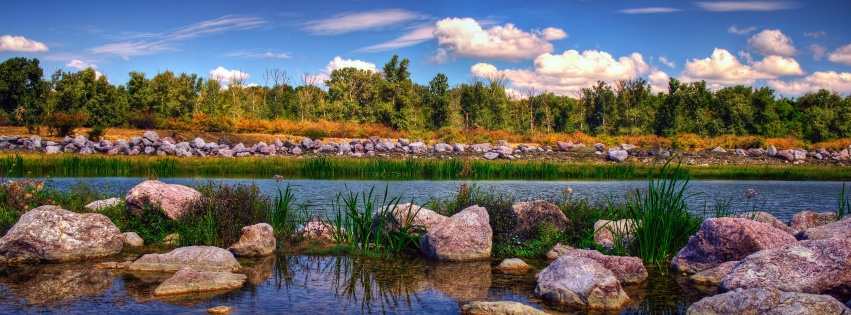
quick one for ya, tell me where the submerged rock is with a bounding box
[670,217,796,274]
[461,301,547,315]
[535,256,630,310]
[154,267,246,296]
[420,205,492,262]
[690,260,739,286]
[0,205,123,263]
[494,258,531,271]
[687,287,851,315]
[128,246,242,273]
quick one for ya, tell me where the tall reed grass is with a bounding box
[327,186,423,253]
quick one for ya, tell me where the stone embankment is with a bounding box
[4,131,851,164]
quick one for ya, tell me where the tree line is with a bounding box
[1,56,850,143]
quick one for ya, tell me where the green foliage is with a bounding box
[87,125,106,141]
[122,199,180,245]
[326,185,421,253]
[43,112,88,136]
[838,183,849,220]
[178,182,271,247]
[125,110,159,129]
[270,183,308,240]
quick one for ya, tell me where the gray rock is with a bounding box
[45,145,62,154]
[746,148,764,157]
[796,217,851,241]
[594,143,606,152]
[228,223,276,258]
[153,267,246,296]
[563,249,648,284]
[712,146,726,153]
[461,301,547,315]
[620,143,636,151]
[128,246,242,273]
[607,148,629,162]
[217,149,234,158]
[776,150,795,162]
[453,143,467,152]
[556,141,574,152]
[408,141,427,154]
[794,149,808,160]
[470,143,493,153]
[766,145,778,157]
[291,146,303,155]
[687,287,851,315]
[84,197,121,212]
[434,143,452,152]
[73,135,87,148]
[142,130,159,142]
[122,232,144,247]
[143,146,156,155]
[189,137,206,149]
[535,256,630,310]
[301,137,313,149]
[483,152,500,160]
[0,205,123,263]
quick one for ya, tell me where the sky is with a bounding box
[2,0,851,98]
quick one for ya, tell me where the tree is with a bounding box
[427,73,450,129]
[0,57,47,128]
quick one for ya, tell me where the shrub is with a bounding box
[126,111,159,130]
[87,125,106,142]
[193,113,234,132]
[43,112,88,136]
[178,182,271,248]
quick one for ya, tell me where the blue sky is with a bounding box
[2,0,850,97]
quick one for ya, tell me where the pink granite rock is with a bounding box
[228,223,276,257]
[125,180,202,220]
[420,205,492,262]
[128,246,242,273]
[563,249,648,284]
[535,256,630,310]
[154,267,246,296]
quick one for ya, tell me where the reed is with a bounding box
[326,185,421,253]
[838,183,849,220]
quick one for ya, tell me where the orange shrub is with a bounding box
[765,137,806,150]
[670,133,704,151]
[812,138,851,151]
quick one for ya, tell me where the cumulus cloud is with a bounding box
[828,44,851,65]
[768,71,851,96]
[748,29,797,56]
[209,67,249,84]
[658,56,675,68]
[728,25,757,35]
[647,70,671,94]
[357,24,435,52]
[619,7,680,14]
[304,9,424,35]
[681,48,802,85]
[696,1,799,11]
[810,44,827,60]
[66,59,97,70]
[434,17,566,62]
[470,50,661,95]
[323,56,377,74]
[0,35,48,52]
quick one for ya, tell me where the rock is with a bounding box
[453,143,467,152]
[207,306,233,314]
[420,205,492,262]
[125,180,202,220]
[483,152,499,160]
[733,211,796,234]
[790,210,839,232]
[301,137,313,148]
[73,135,87,148]
[556,141,574,152]
[796,217,851,240]
[163,233,180,247]
[545,243,575,260]
[776,150,795,162]
[607,148,628,162]
[298,221,342,240]
[494,258,531,270]
[670,217,797,274]
[508,200,569,237]
[535,256,630,310]
[45,145,62,154]
[97,261,132,269]
[493,145,513,157]
[794,149,808,160]
[122,232,144,247]
[374,203,448,235]
[746,148,764,157]
[687,287,851,315]
[290,146,303,155]
[470,143,492,153]
[84,197,121,212]
[719,238,851,301]
[190,137,206,149]
[563,249,648,284]
[712,146,726,153]
[0,205,123,263]
[766,145,778,157]
[153,267,246,296]
[594,143,606,152]
[228,223,276,257]
[434,143,452,152]
[217,149,234,158]
[142,130,159,142]
[127,246,242,273]
[690,260,739,286]
[460,301,547,315]
[620,143,636,151]
[593,219,635,250]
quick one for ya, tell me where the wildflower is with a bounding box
[744,189,757,199]
[273,175,283,182]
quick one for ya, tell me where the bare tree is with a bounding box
[298,73,319,121]
[523,87,539,131]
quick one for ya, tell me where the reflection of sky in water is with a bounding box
[0,255,712,314]
[28,177,847,222]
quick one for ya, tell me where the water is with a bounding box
[31,177,848,222]
[0,254,715,314]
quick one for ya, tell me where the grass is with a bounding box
[838,183,849,220]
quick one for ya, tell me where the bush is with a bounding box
[87,125,106,142]
[178,182,271,247]
[126,111,159,130]
[193,113,234,132]
[43,112,88,136]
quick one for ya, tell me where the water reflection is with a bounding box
[0,262,116,306]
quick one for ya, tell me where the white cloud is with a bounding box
[323,56,377,74]
[811,44,827,61]
[768,71,851,96]
[304,9,424,35]
[681,48,802,85]
[224,50,292,59]
[619,7,680,14]
[357,24,435,52]
[728,25,757,35]
[659,56,675,68]
[738,50,754,64]
[434,17,566,62]
[66,59,97,70]
[470,50,658,95]
[804,31,827,38]
[748,29,797,56]
[91,15,264,59]
[429,48,451,64]
[696,1,799,11]
[648,70,671,94]
[209,67,249,84]
[0,35,48,52]
[828,44,851,65]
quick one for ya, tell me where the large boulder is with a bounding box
[153,267,246,296]
[593,219,635,250]
[790,210,838,231]
[535,256,630,310]
[733,211,796,235]
[374,203,448,235]
[420,205,492,262]
[689,260,739,286]
[227,223,276,257]
[127,246,242,273]
[0,205,123,263]
[460,301,548,315]
[719,238,851,301]
[670,217,797,274]
[125,180,202,220]
[563,249,648,284]
[508,200,569,236]
[795,216,850,241]
[687,287,851,315]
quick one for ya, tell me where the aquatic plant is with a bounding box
[269,183,308,241]
[838,183,849,220]
[326,185,422,253]
[178,182,272,248]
